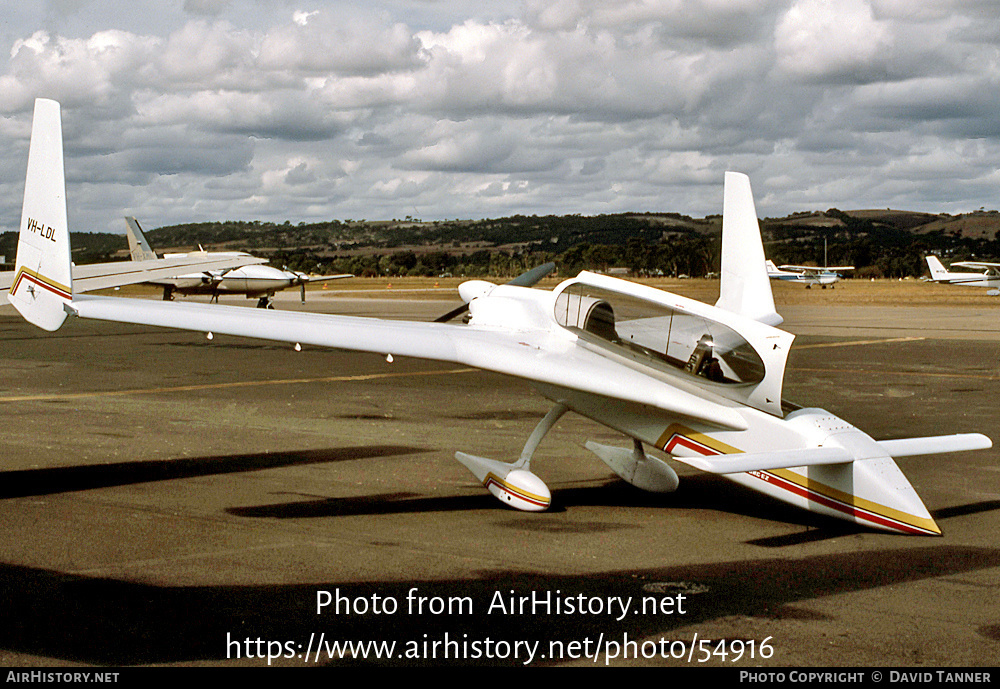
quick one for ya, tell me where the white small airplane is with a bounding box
[926,255,1000,295]
[125,216,351,307]
[11,99,992,535]
[765,260,854,288]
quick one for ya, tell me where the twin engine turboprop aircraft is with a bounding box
[0,228,269,306]
[125,216,352,308]
[11,99,993,535]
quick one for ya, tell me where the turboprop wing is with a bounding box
[10,98,992,535]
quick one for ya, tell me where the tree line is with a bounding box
[2,209,997,279]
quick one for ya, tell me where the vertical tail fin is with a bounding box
[125,216,157,261]
[925,255,948,281]
[715,171,782,326]
[11,99,73,331]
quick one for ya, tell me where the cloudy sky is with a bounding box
[0,0,998,234]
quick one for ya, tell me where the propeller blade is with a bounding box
[301,282,306,304]
[505,262,555,287]
[433,303,472,323]
[433,262,556,323]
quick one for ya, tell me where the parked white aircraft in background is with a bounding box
[765,260,854,288]
[125,216,351,307]
[1,234,270,306]
[11,99,993,535]
[925,255,1000,295]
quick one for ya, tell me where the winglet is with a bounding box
[125,217,158,261]
[10,98,73,331]
[715,172,782,326]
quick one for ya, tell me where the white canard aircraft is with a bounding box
[926,255,1000,295]
[11,99,992,535]
[765,260,854,289]
[125,216,351,308]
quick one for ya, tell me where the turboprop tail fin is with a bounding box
[10,98,73,331]
[125,216,158,262]
[715,172,782,326]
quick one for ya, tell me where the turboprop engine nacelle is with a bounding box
[455,452,551,511]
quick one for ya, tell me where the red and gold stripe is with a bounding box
[656,424,940,535]
[483,473,550,509]
[10,266,71,301]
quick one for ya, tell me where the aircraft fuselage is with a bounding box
[153,264,301,298]
[537,381,940,535]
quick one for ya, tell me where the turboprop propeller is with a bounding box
[283,268,355,304]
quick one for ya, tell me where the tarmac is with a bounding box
[0,288,998,667]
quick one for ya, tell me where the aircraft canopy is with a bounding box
[553,282,766,387]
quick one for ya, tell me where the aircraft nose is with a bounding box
[812,455,941,535]
[784,411,942,535]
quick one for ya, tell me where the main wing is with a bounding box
[952,261,1000,275]
[778,265,854,273]
[13,100,752,433]
[68,293,749,431]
